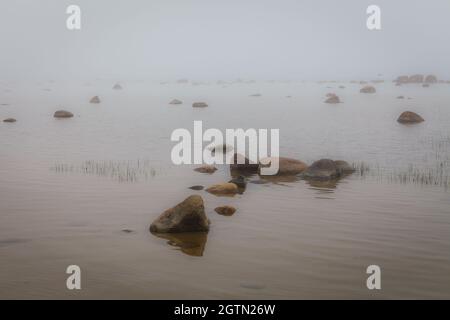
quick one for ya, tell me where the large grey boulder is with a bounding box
[302,159,339,180]
[149,195,210,233]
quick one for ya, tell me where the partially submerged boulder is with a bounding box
[215,206,236,216]
[334,160,355,175]
[206,183,238,196]
[228,175,247,189]
[259,157,308,176]
[169,99,183,105]
[360,86,376,93]
[229,153,259,174]
[149,195,209,233]
[194,165,217,174]
[3,118,16,123]
[324,94,340,104]
[90,96,101,103]
[54,110,73,118]
[397,111,424,124]
[302,159,339,180]
[192,102,208,108]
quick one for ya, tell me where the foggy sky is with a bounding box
[1,0,449,81]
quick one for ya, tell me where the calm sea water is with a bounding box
[0,80,449,299]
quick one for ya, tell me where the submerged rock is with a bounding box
[360,85,376,93]
[149,195,209,233]
[302,159,339,180]
[54,110,74,118]
[90,96,101,104]
[206,183,238,196]
[194,165,217,174]
[215,206,236,216]
[230,153,259,174]
[3,118,16,123]
[397,111,424,124]
[259,157,308,176]
[169,99,183,105]
[192,102,208,108]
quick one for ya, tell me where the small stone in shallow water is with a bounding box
[169,99,183,105]
[397,111,424,124]
[3,118,16,123]
[192,102,208,108]
[188,185,204,190]
[215,206,236,216]
[194,165,217,174]
[206,183,239,196]
[53,110,74,118]
[121,229,134,233]
[90,96,101,103]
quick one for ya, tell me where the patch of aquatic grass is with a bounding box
[51,159,162,183]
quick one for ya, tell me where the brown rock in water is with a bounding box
[194,165,217,174]
[228,175,247,189]
[188,185,204,191]
[90,96,100,103]
[324,94,340,104]
[408,74,424,83]
[113,83,122,90]
[334,160,355,175]
[54,110,74,118]
[169,99,183,105]
[206,183,238,196]
[425,75,438,83]
[215,206,236,216]
[149,195,209,233]
[397,111,424,124]
[360,85,376,94]
[3,118,16,123]
[302,159,339,180]
[192,102,208,108]
[230,153,259,173]
[259,157,308,176]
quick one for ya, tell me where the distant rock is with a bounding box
[113,83,122,90]
[169,99,183,105]
[422,84,430,88]
[177,79,189,84]
[396,96,405,99]
[259,157,308,176]
[194,165,217,174]
[324,94,340,104]
[339,85,346,89]
[3,118,16,123]
[397,111,424,124]
[249,93,262,97]
[90,96,100,104]
[188,185,204,191]
[149,195,209,233]
[360,85,376,94]
[192,102,208,108]
[409,74,424,83]
[206,183,239,196]
[302,159,339,180]
[215,206,236,216]
[395,76,410,84]
[54,110,73,118]
[230,153,259,174]
[425,75,438,83]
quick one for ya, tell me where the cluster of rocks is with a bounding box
[395,74,438,85]
[149,153,357,235]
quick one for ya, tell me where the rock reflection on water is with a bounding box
[152,232,208,257]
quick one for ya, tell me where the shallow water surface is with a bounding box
[1,80,449,299]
